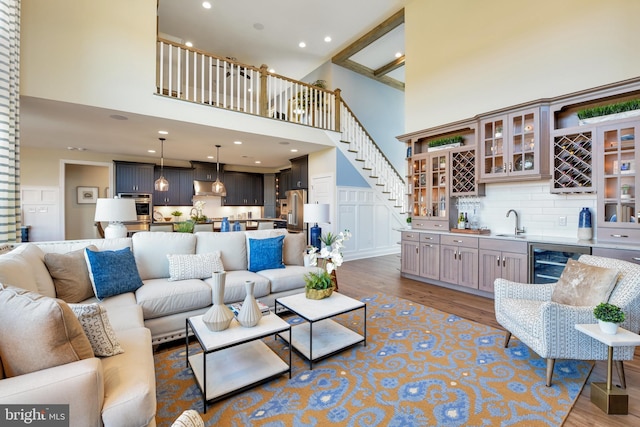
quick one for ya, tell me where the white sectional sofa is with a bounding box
[0,229,318,427]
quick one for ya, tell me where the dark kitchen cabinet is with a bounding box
[290,155,308,189]
[114,161,155,194]
[191,161,223,182]
[153,167,194,206]
[277,169,292,198]
[223,171,264,206]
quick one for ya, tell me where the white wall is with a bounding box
[405,0,640,132]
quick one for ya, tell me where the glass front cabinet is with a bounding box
[479,106,550,182]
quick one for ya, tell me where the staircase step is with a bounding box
[348,149,358,153]
[355,158,365,162]
[363,167,372,171]
[376,183,385,187]
[369,175,379,179]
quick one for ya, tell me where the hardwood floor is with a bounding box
[338,254,640,427]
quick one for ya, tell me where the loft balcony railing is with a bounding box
[156,39,406,213]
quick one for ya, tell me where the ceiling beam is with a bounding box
[332,8,405,91]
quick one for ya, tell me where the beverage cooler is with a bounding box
[528,243,591,284]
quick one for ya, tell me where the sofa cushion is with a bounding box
[195,231,247,271]
[283,232,305,266]
[85,247,143,300]
[204,270,270,304]
[0,285,94,378]
[100,327,156,427]
[0,243,56,297]
[133,232,197,280]
[135,278,212,319]
[44,245,98,303]
[248,235,285,272]
[551,259,619,306]
[70,303,124,357]
[258,266,323,293]
[167,252,224,281]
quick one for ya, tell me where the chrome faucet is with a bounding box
[506,209,525,235]
[189,207,198,217]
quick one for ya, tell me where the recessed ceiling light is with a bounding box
[109,114,128,120]
[207,155,214,159]
[234,141,243,145]
[253,23,264,30]
[185,41,193,48]
[298,42,306,48]
[278,141,290,145]
[202,2,211,9]
[254,160,261,164]
[290,149,298,152]
[324,36,332,43]
[395,52,403,58]
[148,149,156,153]
[158,130,168,135]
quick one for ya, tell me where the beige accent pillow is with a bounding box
[0,285,94,378]
[551,259,620,306]
[167,252,224,281]
[283,232,306,266]
[70,303,124,357]
[44,245,98,303]
[171,410,204,427]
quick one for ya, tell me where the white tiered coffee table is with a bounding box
[275,292,366,369]
[186,314,291,413]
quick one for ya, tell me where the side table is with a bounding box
[575,323,640,415]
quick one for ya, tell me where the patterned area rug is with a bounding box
[155,294,592,426]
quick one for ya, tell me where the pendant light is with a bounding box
[211,144,227,196]
[154,137,169,192]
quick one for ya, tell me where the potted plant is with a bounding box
[593,302,625,335]
[174,220,195,233]
[171,210,182,221]
[304,230,351,299]
[427,135,464,152]
[304,270,334,300]
[406,217,412,228]
[577,99,640,125]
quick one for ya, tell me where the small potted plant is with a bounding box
[171,210,182,221]
[304,270,334,300]
[593,302,625,335]
[406,217,412,228]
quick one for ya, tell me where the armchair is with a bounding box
[495,254,640,386]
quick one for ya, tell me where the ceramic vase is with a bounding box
[237,280,262,327]
[202,271,234,332]
[598,319,619,335]
[577,207,593,240]
[233,220,241,231]
[220,217,230,232]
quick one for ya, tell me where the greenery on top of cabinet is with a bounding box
[428,135,464,148]
[577,99,640,120]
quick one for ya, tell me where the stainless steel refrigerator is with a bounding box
[285,189,307,233]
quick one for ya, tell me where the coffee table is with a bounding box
[186,314,291,412]
[275,292,366,369]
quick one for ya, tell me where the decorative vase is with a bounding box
[220,217,230,232]
[577,207,592,240]
[598,319,619,335]
[233,220,241,231]
[237,281,262,327]
[202,271,234,332]
[305,287,333,300]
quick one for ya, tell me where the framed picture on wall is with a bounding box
[77,186,98,204]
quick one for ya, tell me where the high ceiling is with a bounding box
[20,0,407,169]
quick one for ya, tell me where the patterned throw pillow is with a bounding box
[69,303,124,357]
[171,410,204,427]
[248,235,285,272]
[84,247,143,300]
[167,252,224,281]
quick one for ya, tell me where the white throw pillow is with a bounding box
[69,303,124,357]
[167,252,224,281]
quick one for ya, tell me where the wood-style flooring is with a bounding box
[337,254,640,427]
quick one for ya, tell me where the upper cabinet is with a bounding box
[191,161,222,182]
[114,161,155,194]
[290,155,308,189]
[277,169,292,198]
[479,106,550,182]
[223,171,264,206]
[153,167,194,206]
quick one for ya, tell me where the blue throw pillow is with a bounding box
[84,247,143,299]
[248,235,286,272]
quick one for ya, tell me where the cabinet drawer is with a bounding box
[592,247,640,265]
[441,234,478,248]
[401,231,420,242]
[420,233,440,244]
[479,238,527,253]
[411,219,448,231]
[596,227,640,244]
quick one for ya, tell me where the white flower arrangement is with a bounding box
[307,230,352,274]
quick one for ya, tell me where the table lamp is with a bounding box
[303,203,329,250]
[94,197,137,239]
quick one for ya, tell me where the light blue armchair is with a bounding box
[495,254,640,386]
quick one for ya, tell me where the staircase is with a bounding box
[156,39,407,217]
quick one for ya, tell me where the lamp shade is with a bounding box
[94,198,137,222]
[303,203,330,224]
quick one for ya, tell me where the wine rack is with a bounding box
[551,131,594,193]
[451,149,478,195]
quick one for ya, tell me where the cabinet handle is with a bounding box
[453,251,457,260]
[434,224,443,227]
[406,234,414,238]
[415,247,419,254]
[508,163,512,173]
[424,244,433,248]
[496,256,500,266]
[424,237,432,240]
[611,234,629,238]
[633,257,640,261]
[503,257,506,267]
[453,239,463,243]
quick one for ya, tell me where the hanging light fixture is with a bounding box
[211,144,227,196]
[154,137,169,192]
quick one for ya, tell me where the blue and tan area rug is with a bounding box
[155,294,592,426]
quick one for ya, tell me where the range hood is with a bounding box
[194,180,226,196]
